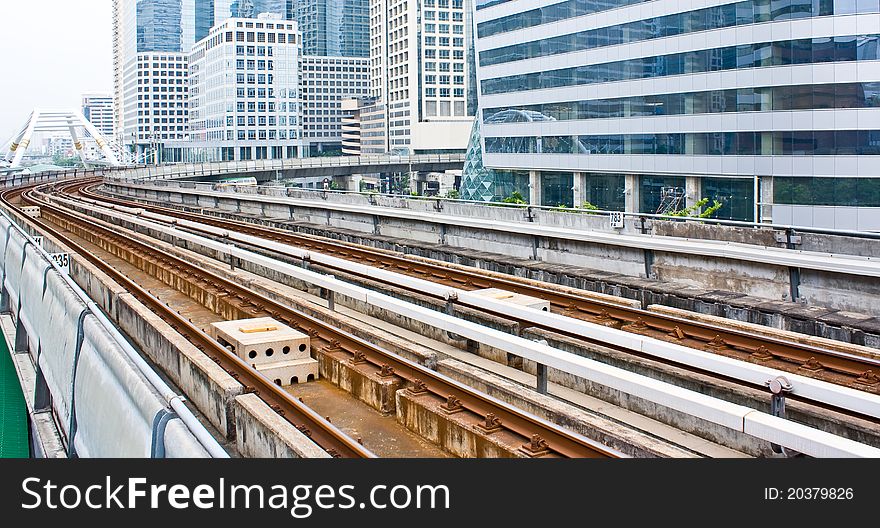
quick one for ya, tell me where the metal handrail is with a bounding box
[1,209,228,458]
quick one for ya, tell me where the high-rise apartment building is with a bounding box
[185,16,305,161]
[82,94,115,138]
[367,0,476,154]
[467,0,880,229]
[114,0,297,160]
[115,0,198,159]
[301,55,371,153]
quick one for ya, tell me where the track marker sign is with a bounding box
[50,253,70,274]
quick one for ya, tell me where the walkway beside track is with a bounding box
[0,328,28,457]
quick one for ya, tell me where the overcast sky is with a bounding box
[0,0,113,142]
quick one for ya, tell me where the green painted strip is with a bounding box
[0,331,29,458]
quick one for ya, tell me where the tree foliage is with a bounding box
[52,154,80,167]
[501,191,527,204]
[665,197,724,218]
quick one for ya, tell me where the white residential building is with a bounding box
[82,94,115,139]
[184,16,305,161]
[114,0,195,162]
[367,0,476,154]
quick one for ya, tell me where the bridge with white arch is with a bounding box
[2,109,127,169]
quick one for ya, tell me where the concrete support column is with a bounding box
[760,175,774,223]
[624,174,640,213]
[529,170,542,205]
[349,174,363,192]
[572,172,585,207]
[685,176,702,209]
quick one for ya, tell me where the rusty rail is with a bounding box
[80,181,880,394]
[10,178,620,458]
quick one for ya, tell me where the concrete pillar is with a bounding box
[349,174,363,192]
[572,172,585,207]
[685,176,702,209]
[760,175,774,223]
[625,174,640,213]
[529,170,542,205]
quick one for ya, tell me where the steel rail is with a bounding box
[101,181,880,277]
[0,183,375,459]
[27,179,621,459]
[80,183,880,392]
[48,182,880,456]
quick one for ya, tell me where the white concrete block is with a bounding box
[210,317,317,375]
[470,287,550,311]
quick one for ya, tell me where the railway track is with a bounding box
[79,180,880,396]
[3,179,620,459]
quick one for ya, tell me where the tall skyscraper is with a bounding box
[114,0,197,160]
[366,0,476,154]
[301,55,371,154]
[195,0,216,42]
[82,94,115,138]
[466,0,880,229]
[136,0,184,52]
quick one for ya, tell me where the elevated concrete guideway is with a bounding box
[112,181,880,278]
[105,179,880,328]
[112,154,466,185]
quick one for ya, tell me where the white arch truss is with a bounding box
[3,109,121,168]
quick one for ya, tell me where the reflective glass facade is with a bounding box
[481,34,880,95]
[137,0,184,52]
[296,0,369,57]
[227,0,292,18]
[195,0,216,42]
[541,172,574,207]
[485,131,880,156]
[475,0,511,10]
[483,83,880,122]
[584,173,625,211]
[702,178,756,221]
[474,1,880,225]
[477,0,648,38]
[774,177,880,206]
[479,0,880,66]
[640,176,686,215]
[461,114,531,201]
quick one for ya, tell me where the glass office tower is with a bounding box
[226,0,291,18]
[296,0,369,57]
[469,0,880,228]
[136,0,183,52]
[195,0,216,42]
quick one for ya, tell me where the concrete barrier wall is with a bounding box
[108,182,880,318]
[0,212,218,458]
